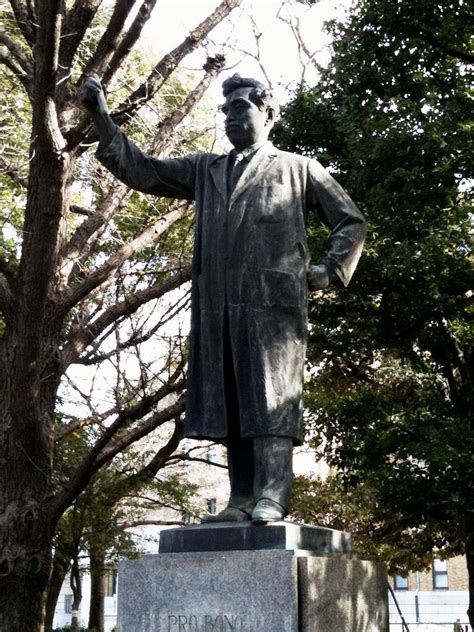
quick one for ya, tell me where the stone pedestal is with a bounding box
[117,523,388,632]
[159,521,352,555]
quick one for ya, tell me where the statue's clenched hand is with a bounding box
[78,74,116,146]
[79,74,109,115]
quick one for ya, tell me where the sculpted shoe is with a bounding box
[201,505,251,523]
[251,498,286,524]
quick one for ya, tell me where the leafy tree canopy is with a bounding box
[276,0,473,616]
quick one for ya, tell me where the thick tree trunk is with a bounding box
[0,390,56,632]
[0,518,52,632]
[0,146,69,630]
[0,337,54,631]
[88,547,106,632]
[44,549,71,632]
[0,0,73,602]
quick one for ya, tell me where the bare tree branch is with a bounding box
[55,403,118,442]
[102,0,158,87]
[128,494,179,506]
[60,202,191,312]
[67,0,242,151]
[59,180,130,286]
[151,54,226,156]
[109,423,199,526]
[80,0,141,81]
[57,0,103,88]
[50,381,186,522]
[123,519,186,528]
[168,454,227,469]
[0,29,32,75]
[60,265,191,368]
[93,399,185,472]
[0,51,30,92]
[245,17,273,87]
[7,0,35,47]
[76,289,190,367]
[56,343,185,441]
[69,204,95,217]
[111,0,242,126]
[276,2,320,82]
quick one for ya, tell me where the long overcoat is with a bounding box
[97,130,366,445]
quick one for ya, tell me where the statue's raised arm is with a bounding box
[78,74,197,199]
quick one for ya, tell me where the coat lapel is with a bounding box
[229,143,279,209]
[209,154,231,204]
[208,143,280,209]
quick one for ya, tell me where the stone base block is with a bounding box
[117,549,388,632]
[159,522,352,556]
[299,556,389,631]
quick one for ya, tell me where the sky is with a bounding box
[139,0,350,105]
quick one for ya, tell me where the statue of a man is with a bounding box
[80,73,366,524]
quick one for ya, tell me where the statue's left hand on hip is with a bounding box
[307,264,333,291]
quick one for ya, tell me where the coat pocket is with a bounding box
[255,268,300,308]
[254,183,289,223]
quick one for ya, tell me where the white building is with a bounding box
[53,571,118,632]
[389,557,471,631]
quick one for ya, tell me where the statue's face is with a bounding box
[222,87,273,150]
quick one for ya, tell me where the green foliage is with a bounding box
[291,474,437,573]
[53,434,200,571]
[0,77,29,266]
[276,0,473,574]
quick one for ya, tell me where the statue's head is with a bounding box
[221,74,279,150]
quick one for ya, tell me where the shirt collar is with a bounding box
[232,140,270,163]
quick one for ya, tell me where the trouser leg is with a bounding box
[253,436,293,515]
[221,306,293,518]
[226,438,254,514]
[201,324,253,521]
[223,305,254,514]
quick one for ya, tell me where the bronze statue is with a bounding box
[80,73,366,524]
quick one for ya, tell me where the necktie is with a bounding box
[230,152,245,192]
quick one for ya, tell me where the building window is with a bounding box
[207,498,217,515]
[433,558,448,589]
[182,511,192,524]
[64,594,73,614]
[394,575,409,591]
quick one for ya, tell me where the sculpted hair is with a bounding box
[222,73,279,116]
